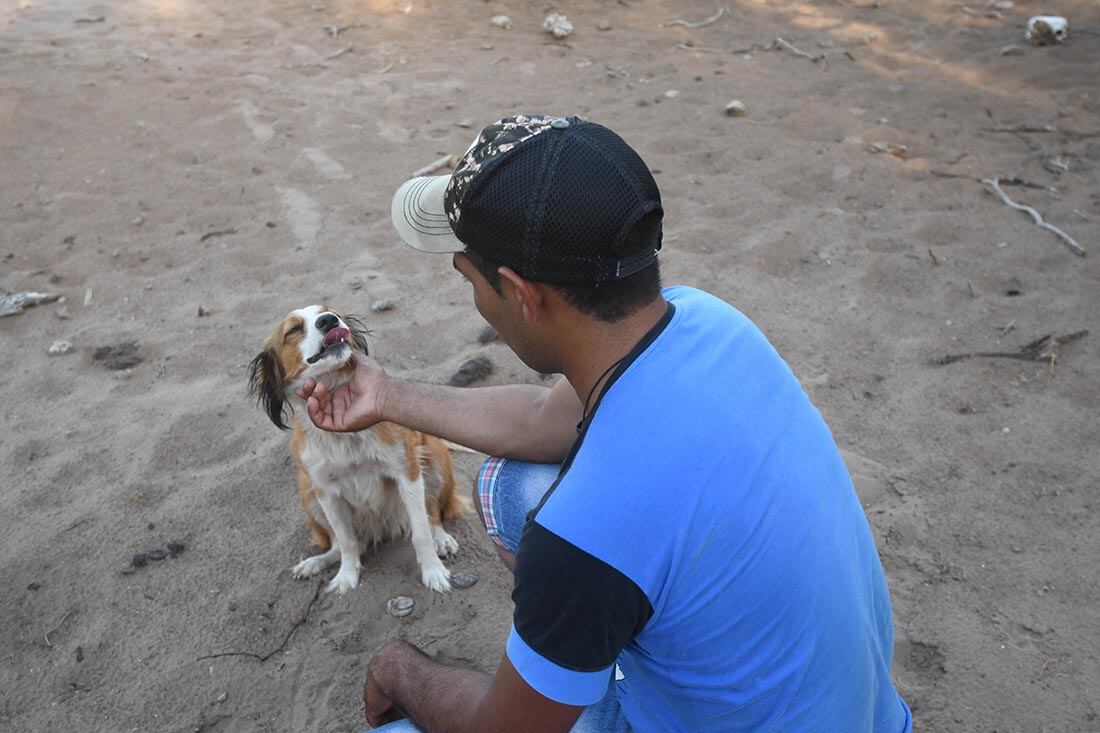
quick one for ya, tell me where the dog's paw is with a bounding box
[292,555,330,579]
[433,529,460,558]
[325,569,360,595]
[420,561,452,593]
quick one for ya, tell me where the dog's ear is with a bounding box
[344,315,371,356]
[248,347,290,430]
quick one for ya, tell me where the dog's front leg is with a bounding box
[314,492,362,594]
[397,475,452,592]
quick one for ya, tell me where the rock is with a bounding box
[48,340,73,356]
[75,646,84,662]
[490,15,512,30]
[1000,44,1024,56]
[93,342,143,370]
[664,90,679,99]
[456,117,475,129]
[27,582,41,591]
[215,691,228,704]
[542,13,573,39]
[386,596,415,618]
[0,288,62,317]
[1026,16,1068,45]
[167,541,185,556]
[370,298,396,313]
[477,325,498,344]
[119,563,136,575]
[448,356,493,387]
[451,572,478,589]
[725,100,748,117]
[55,307,70,320]
[132,552,148,567]
[597,20,612,31]
[148,548,168,561]
[197,306,211,317]
[868,141,907,158]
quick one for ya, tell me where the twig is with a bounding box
[663,3,727,29]
[928,248,940,266]
[199,228,238,242]
[377,60,396,73]
[959,5,1002,19]
[771,37,827,65]
[675,42,724,53]
[37,610,75,647]
[326,44,352,60]
[411,154,457,178]
[984,124,1057,134]
[930,331,1088,367]
[196,581,322,663]
[982,178,1086,256]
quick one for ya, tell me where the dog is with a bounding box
[249,305,469,594]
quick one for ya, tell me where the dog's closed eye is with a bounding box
[284,324,304,340]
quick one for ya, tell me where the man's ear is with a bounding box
[498,266,545,324]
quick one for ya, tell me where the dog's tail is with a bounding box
[440,468,473,521]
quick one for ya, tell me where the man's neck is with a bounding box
[559,297,669,417]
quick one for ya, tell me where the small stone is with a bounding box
[596,20,612,31]
[477,325,498,344]
[664,89,679,99]
[448,356,493,387]
[451,572,478,589]
[120,563,136,575]
[456,117,475,129]
[725,100,748,117]
[27,582,41,591]
[167,541,185,556]
[490,15,512,30]
[542,13,573,39]
[215,691,228,704]
[48,340,73,356]
[868,141,907,158]
[148,548,168,561]
[1002,427,1011,434]
[370,298,396,313]
[75,646,84,662]
[197,306,211,317]
[266,221,276,228]
[55,307,70,320]
[386,596,415,618]
[131,213,146,226]
[132,552,148,567]
[1000,44,1024,56]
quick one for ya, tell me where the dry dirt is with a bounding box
[2,1,1099,731]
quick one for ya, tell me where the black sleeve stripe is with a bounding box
[512,521,653,673]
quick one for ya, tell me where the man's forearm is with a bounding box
[380,379,575,463]
[377,641,491,733]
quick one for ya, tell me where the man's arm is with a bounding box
[301,353,581,463]
[365,640,582,733]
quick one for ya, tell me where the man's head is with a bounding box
[390,114,664,366]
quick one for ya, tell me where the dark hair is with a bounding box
[464,211,663,323]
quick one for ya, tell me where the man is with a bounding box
[299,115,912,732]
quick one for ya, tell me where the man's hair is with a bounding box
[464,211,663,323]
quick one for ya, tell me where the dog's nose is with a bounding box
[315,313,339,333]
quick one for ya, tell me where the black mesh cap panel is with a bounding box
[449,116,662,286]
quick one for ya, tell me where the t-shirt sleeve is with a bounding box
[507,520,653,705]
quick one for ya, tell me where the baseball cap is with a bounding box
[391,114,662,286]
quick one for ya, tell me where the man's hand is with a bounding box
[298,352,389,432]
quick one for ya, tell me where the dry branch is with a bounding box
[771,37,827,65]
[931,331,1088,367]
[982,178,1085,256]
[664,4,727,29]
[195,581,322,663]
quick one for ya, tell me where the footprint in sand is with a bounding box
[276,187,322,248]
[302,148,351,180]
[237,99,275,143]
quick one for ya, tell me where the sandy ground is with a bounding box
[2,0,1099,731]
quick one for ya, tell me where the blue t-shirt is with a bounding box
[507,286,911,732]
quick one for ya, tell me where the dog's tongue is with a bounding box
[323,327,350,348]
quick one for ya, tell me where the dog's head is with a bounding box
[248,306,369,429]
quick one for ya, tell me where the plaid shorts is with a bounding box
[476,457,562,554]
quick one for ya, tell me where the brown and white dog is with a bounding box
[249,305,469,594]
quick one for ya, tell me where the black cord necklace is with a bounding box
[581,356,627,424]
